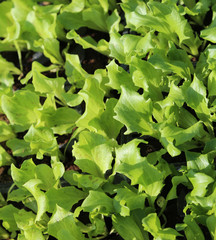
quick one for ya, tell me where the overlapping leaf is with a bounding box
[0,0,216,239]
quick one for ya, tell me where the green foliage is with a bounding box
[0,0,216,239]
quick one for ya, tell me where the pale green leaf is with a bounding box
[73,131,114,178]
[149,47,192,80]
[11,159,36,187]
[40,99,80,134]
[46,186,87,212]
[166,175,189,201]
[21,61,58,85]
[67,30,109,56]
[48,205,86,240]
[35,164,56,191]
[187,170,214,197]
[62,0,85,13]
[183,215,205,240]
[185,75,211,125]
[106,9,121,33]
[1,90,41,130]
[201,18,216,43]
[0,2,14,38]
[89,98,124,139]
[109,32,154,63]
[112,213,149,240]
[61,92,83,107]
[32,71,65,100]
[64,170,105,190]
[81,190,114,214]
[0,145,14,167]
[208,70,216,97]
[76,78,105,131]
[6,138,32,157]
[115,140,164,196]
[114,86,155,135]
[64,53,89,87]
[185,151,213,175]
[42,38,64,64]
[0,205,19,233]
[106,60,135,92]
[26,4,62,39]
[116,157,164,197]
[131,57,163,100]
[113,187,146,216]
[7,188,31,202]
[82,7,108,31]
[23,179,48,222]
[206,215,216,239]
[24,125,58,159]
[142,213,181,240]
[14,209,45,240]
[0,121,15,142]
[0,55,21,87]
[159,121,207,156]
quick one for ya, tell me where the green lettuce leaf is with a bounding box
[0,2,14,39]
[206,215,216,239]
[122,0,200,55]
[64,170,105,190]
[0,55,21,87]
[81,190,114,215]
[23,179,49,222]
[185,151,214,176]
[113,187,147,216]
[182,215,205,240]
[0,121,15,142]
[112,213,149,240]
[11,159,36,187]
[59,1,119,32]
[0,145,14,167]
[25,4,63,40]
[14,209,45,240]
[48,205,86,240]
[24,125,58,159]
[73,131,114,178]
[149,45,194,80]
[130,57,163,100]
[32,71,65,99]
[185,75,212,133]
[114,86,155,135]
[36,38,64,65]
[0,205,19,234]
[106,60,135,92]
[187,170,214,197]
[46,186,87,212]
[7,188,31,202]
[1,90,41,131]
[142,213,182,240]
[75,78,105,131]
[67,30,110,56]
[6,138,32,157]
[115,139,164,197]
[39,95,80,134]
[64,53,89,87]
[109,32,154,64]
[89,98,123,139]
[159,121,207,156]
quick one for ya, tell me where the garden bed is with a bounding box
[0,0,216,239]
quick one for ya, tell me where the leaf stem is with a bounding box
[14,40,23,72]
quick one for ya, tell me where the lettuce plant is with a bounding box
[0,0,216,239]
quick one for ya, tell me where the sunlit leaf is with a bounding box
[48,205,86,240]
